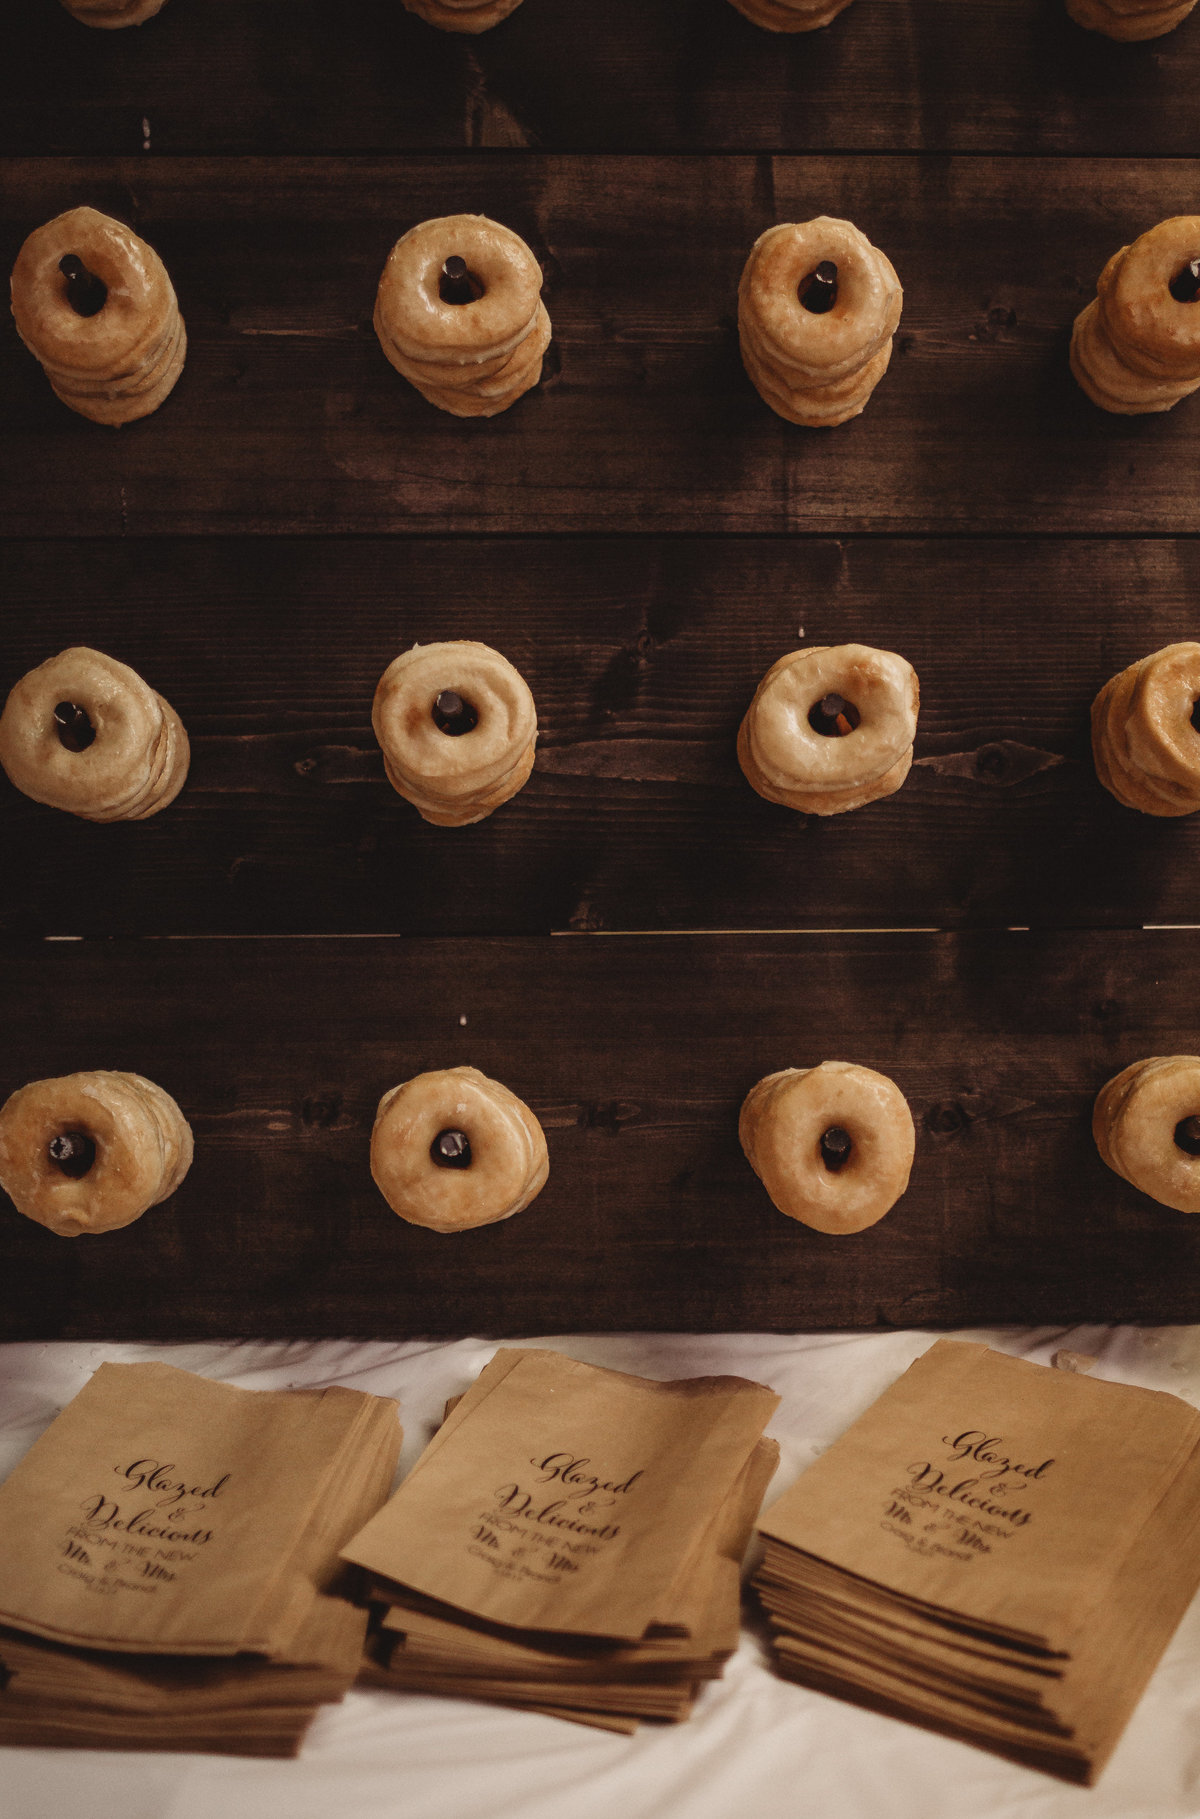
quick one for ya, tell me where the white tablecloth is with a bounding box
[3,1325,1200,1819]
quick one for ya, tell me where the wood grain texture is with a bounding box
[8,0,1200,156]
[8,15,1200,1351]
[7,538,1200,937]
[1,930,1198,1339]
[5,156,1200,537]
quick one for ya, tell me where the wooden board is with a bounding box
[5,156,1200,537]
[6,537,1200,938]
[7,0,1200,157]
[7,5,1200,1339]
[3,931,1200,1340]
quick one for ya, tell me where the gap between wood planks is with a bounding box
[39,926,1200,938]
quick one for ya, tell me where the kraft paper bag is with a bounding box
[355,1352,779,1731]
[375,1436,780,1680]
[0,1595,369,1747]
[0,1364,401,1758]
[757,1339,1200,1652]
[0,1362,401,1658]
[344,1348,779,1641]
[754,1340,1200,1784]
[244,1391,401,1663]
[1045,1426,1200,1774]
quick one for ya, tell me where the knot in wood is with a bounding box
[924,1101,969,1137]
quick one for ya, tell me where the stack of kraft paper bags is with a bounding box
[0,1362,400,1755]
[753,1339,1200,1785]
[348,1348,780,1732]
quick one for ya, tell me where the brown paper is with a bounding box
[246,1393,401,1661]
[354,1352,779,1731]
[1042,1428,1200,1775]
[0,1596,367,1725]
[758,1340,1200,1651]
[345,1349,779,1641]
[0,1362,401,1657]
[0,1362,402,1758]
[375,1436,778,1679]
[754,1340,1200,1785]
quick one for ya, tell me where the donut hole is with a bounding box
[807,693,861,738]
[1169,259,1200,305]
[1173,1115,1200,1156]
[53,700,96,753]
[819,1125,853,1172]
[431,690,480,737]
[439,256,486,305]
[58,253,108,319]
[799,261,838,315]
[47,1130,97,1179]
[430,1127,472,1169]
[1189,698,1200,736]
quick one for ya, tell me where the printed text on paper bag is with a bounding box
[469,1451,644,1586]
[59,1457,228,1596]
[882,1429,1055,1562]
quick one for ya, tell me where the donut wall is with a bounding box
[3,0,1200,1337]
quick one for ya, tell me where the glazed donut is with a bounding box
[739,1062,914,1234]
[738,644,918,816]
[0,647,189,822]
[402,0,525,32]
[370,1067,548,1232]
[372,640,537,826]
[0,1070,192,1237]
[726,0,856,30]
[374,215,548,417]
[1090,667,1191,816]
[1094,1057,1200,1213]
[741,335,893,429]
[11,207,185,425]
[738,218,901,427]
[1071,219,1200,414]
[59,0,169,24]
[1065,0,1195,39]
[1091,644,1200,817]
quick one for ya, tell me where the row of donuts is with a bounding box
[57,0,1200,43]
[7,637,1200,827]
[4,1051,1200,1242]
[13,205,1200,427]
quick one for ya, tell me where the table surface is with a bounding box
[3,0,1200,1336]
[5,1326,1200,1819]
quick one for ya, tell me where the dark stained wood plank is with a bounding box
[2,929,1200,1339]
[7,0,1200,157]
[7,537,1200,937]
[5,157,1200,537]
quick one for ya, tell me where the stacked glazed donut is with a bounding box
[0,1070,192,1237]
[370,1067,548,1231]
[738,644,919,816]
[739,217,902,427]
[402,0,524,30]
[1091,643,1200,817]
[374,215,550,418]
[58,0,169,23]
[1071,217,1200,415]
[726,0,856,30]
[11,208,185,426]
[372,640,537,825]
[1065,0,1196,37]
[1094,1057,1200,1214]
[0,647,189,822]
[739,1062,915,1233]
